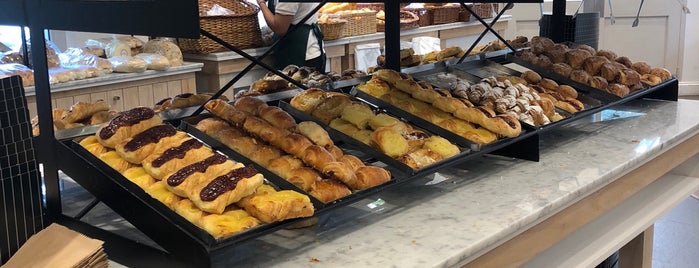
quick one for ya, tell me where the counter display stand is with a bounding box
[1,0,686,267]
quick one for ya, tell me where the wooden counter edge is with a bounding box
[461,131,699,268]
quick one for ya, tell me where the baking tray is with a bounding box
[61,134,318,260]
[180,114,410,213]
[348,87,540,162]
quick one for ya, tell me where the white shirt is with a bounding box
[274,1,322,60]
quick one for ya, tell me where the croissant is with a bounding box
[309,179,352,203]
[258,105,296,130]
[243,116,290,147]
[204,99,249,126]
[267,155,305,178]
[189,165,264,214]
[373,69,402,86]
[339,154,366,172]
[279,132,314,156]
[286,167,322,192]
[247,145,283,167]
[301,145,336,171]
[89,110,117,125]
[234,96,268,115]
[295,121,333,147]
[236,186,314,223]
[354,166,391,189]
[115,124,189,164]
[63,100,110,123]
[325,144,344,160]
[195,118,244,138]
[96,107,163,148]
[322,161,358,189]
[142,138,215,180]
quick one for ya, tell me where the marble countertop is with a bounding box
[24,62,203,96]
[183,16,512,62]
[214,98,699,267]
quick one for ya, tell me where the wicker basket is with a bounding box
[338,10,378,37]
[377,11,419,32]
[472,3,500,19]
[428,5,460,25]
[404,7,431,27]
[319,20,347,41]
[178,0,263,54]
[459,4,473,22]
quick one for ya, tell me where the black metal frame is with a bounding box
[8,0,673,266]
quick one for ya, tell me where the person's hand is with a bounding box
[257,0,265,7]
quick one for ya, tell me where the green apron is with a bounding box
[269,2,326,71]
[273,23,326,71]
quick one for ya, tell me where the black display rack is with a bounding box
[5,0,681,267]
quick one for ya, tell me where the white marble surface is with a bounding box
[24,62,203,96]
[215,98,699,267]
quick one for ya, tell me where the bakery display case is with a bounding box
[2,0,685,267]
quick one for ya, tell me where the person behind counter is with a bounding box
[257,0,326,72]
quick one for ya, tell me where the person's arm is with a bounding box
[257,0,294,35]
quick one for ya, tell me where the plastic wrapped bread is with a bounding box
[109,56,147,73]
[142,39,183,66]
[135,53,171,71]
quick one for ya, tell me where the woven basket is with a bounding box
[377,11,419,32]
[459,4,473,22]
[178,0,263,54]
[338,10,377,37]
[472,3,499,19]
[404,7,431,27]
[429,5,460,25]
[319,20,347,40]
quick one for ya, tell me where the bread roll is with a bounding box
[565,49,592,69]
[551,63,573,78]
[530,36,555,55]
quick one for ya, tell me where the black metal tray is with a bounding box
[61,135,320,263]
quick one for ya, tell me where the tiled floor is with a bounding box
[652,196,699,268]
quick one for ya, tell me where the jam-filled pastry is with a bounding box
[142,138,215,180]
[188,165,264,214]
[236,184,314,224]
[115,124,189,164]
[165,154,243,198]
[97,107,163,148]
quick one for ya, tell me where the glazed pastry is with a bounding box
[197,206,261,239]
[300,145,336,171]
[242,116,290,147]
[286,167,322,192]
[279,132,315,156]
[142,138,215,180]
[400,148,442,169]
[247,145,283,167]
[423,136,460,158]
[164,154,242,198]
[189,165,264,214]
[340,102,374,129]
[97,107,163,148]
[115,124,189,164]
[641,74,663,86]
[79,136,109,155]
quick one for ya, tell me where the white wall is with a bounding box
[681,0,699,94]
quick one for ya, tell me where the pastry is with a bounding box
[339,154,365,172]
[236,186,314,223]
[371,126,409,158]
[63,100,110,123]
[530,36,555,55]
[290,88,327,113]
[234,96,268,115]
[589,76,609,90]
[600,62,620,82]
[142,138,215,180]
[595,49,618,61]
[89,110,117,125]
[353,166,391,189]
[322,161,359,189]
[79,136,109,155]
[400,148,442,169]
[641,74,662,86]
[204,99,249,126]
[248,145,283,167]
[521,70,542,84]
[555,85,578,99]
[145,181,182,209]
[607,83,630,97]
[617,69,641,86]
[329,118,360,136]
[310,94,352,124]
[98,151,135,173]
[122,167,156,189]
[650,67,672,81]
[242,116,290,147]
[575,44,597,55]
[296,121,333,147]
[356,78,391,97]
[582,56,610,76]
[279,132,315,156]
[97,107,163,148]
[286,167,322,192]
[164,154,242,198]
[543,43,569,63]
[551,63,573,78]
[300,145,336,171]
[340,102,374,129]
[189,165,264,214]
[423,136,460,158]
[631,61,652,75]
[615,56,633,68]
[309,179,351,203]
[258,105,296,130]
[197,207,260,239]
[565,49,592,69]
[569,69,591,85]
[115,124,189,164]
[267,155,305,178]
